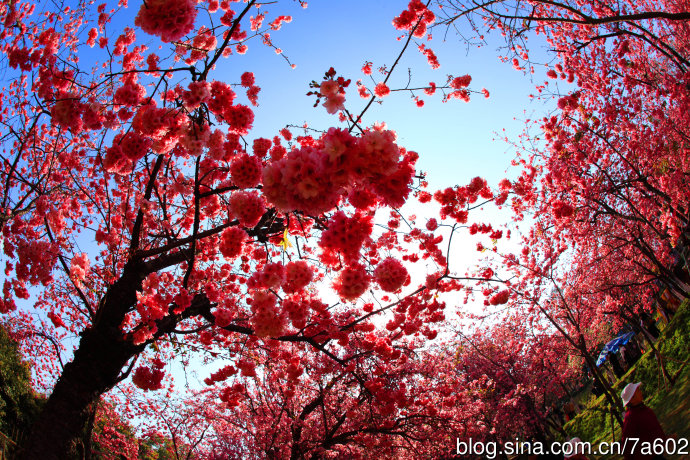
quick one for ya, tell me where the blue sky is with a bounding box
[66,0,559,190]
[213,0,557,190]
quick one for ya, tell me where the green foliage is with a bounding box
[564,300,690,457]
[0,325,45,454]
[138,434,177,460]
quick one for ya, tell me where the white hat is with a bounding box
[621,382,641,406]
[564,437,583,458]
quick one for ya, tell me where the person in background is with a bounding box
[619,345,628,368]
[589,370,604,397]
[639,312,661,339]
[609,351,625,378]
[627,337,642,362]
[620,382,667,460]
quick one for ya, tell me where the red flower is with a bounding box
[374,258,408,292]
[374,82,391,98]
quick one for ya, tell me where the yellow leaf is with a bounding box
[278,228,292,250]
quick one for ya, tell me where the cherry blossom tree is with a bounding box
[431,0,690,424]
[148,320,578,459]
[452,319,576,444]
[0,0,484,457]
[193,337,457,459]
[4,0,688,455]
[435,0,690,302]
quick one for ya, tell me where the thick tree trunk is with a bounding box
[21,262,145,459]
[21,329,136,458]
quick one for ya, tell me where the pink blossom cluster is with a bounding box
[363,377,408,416]
[319,78,346,114]
[252,138,272,157]
[347,188,378,210]
[114,81,146,107]
[51,97,85,133]
[446,89,470,103]
[469,223,497,237]
[262,128,416,215]
[551,200,575,219]
[282,297,310,329]
[186,27,217,64]
[223,104,254,135]
[181,124,211,156]
[8,237,58,290]
[229,153,262,188]
[134,273,177,331]
[249,290,285,337]
[319,211,373,263]
[247,262,286,290]
[219,383,245,408]
[112,27,137,57]
[247,260,314,294]
[392,0,435,38]
[171,288,193,314]
[557,93,580,112]
[134,0,197,43]
[132,104,185,156]
[240,72,261,106]
[204,364,237,386]
[132,365,164,391]
[104,132,153,174]
[418,44,440,70]
[434,177,493,223]
[357,81,370,99]
[182,81,211,110]
[240,71,255,87]
[269,15,292,31]
[228,191,266,228]
[446,74,474,102]
[236,360,256,378]
[7,47,32,72]
[207,81,236,117]
[82,103,106,131]
[213,307,233,327]
[373,257,408,292]
[285,357,303,381]
[374,82,390,98]
[450,74,472,89]
[283,260,313,293]
[86,27,98,47]
[0,285,16,313]
[488,290,510,305]
[47,311,66,328]
[131,104,170,139]
[69,253,90,283]
[333,264,370,301]
[219,227,247,259]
